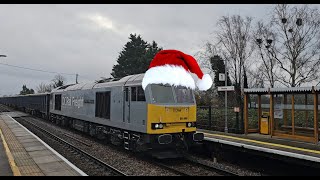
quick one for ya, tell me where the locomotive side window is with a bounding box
[131,87,137,101]
[125,87,129,102]
[137,86,146,101]
[129,86,145,102]
[54,94,61,111]
[95,92,111,119]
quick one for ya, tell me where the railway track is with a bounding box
[151,158,239,176]
[184,156,240,176]
[16,115,238,176]
[137,152,239,176]
[146,158,239,176]
[17,116,127,176]
[0,104,10,112]
[1,104,240,176]
[151,161,191,176]
[63,133,92,147]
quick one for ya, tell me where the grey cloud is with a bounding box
[0,4,278,95]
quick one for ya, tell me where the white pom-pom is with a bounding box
[196,74,213,91]
[142,65,196,90]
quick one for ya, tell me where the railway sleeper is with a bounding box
[45,113,203,157]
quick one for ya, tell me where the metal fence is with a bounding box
[197,106,242,133]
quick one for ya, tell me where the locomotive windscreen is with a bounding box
[150,84,195,104]
[174,86,194,103]
[150,84,175,103]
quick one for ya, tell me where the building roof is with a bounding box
[244,88,269,93]
[244,86,320,94]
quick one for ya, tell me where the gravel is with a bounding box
[15,115,261,176]
[15,116,179,176]
[186,154,262,176]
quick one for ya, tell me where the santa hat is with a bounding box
[142,49,213,91]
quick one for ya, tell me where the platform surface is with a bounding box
[199,129,320,163]
[0,113,87,176]
[0,135,13,176]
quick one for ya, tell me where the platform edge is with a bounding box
[0,125,21,176]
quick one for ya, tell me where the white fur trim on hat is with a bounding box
[142,65,196,90]
[196,74,213,91]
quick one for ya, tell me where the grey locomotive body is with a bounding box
[1,73,203,156]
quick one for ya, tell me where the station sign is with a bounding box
[219,73,225,81]
[217,86,235,91]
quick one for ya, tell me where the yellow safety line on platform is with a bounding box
[203,132,320,155]
[0,128,21,176]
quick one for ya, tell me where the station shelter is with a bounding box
[243,87,320,144]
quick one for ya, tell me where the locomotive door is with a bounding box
[123,87,131,123]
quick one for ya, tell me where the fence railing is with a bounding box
[197,106,242,133]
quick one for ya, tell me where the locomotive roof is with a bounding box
[0,92,50,98]
[51,73,144,93]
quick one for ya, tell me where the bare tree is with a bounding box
[254,21,279,88]
[194,42,216,73]
[216,15,255,91]
[247,65,266,88]
[52,74,66,88]
[193,42,217,87]
[214,15,255,133]
[264,4,320,87]
[36,83,52,93]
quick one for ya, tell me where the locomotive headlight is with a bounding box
[152,123,165,130]
[159,124,163,129]
[187,122,192,127]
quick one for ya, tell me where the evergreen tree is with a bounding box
[143,41,162,70]
[210,55,232,101]
[20,85,35,95]
[111,34,162,78]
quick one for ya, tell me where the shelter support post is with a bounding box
[314,92,318,144]
[270,94,274,136]
[244,93,248,135]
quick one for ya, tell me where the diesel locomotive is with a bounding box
[0,73,204,157]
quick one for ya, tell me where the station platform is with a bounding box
[198,129,320,165]
[0,112,87,176]
[0,132,13,176]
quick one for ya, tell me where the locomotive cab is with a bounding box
[145,84,204,152]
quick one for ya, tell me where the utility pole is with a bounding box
[76,74,79,84]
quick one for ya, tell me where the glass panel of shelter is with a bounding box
[270,93,291,135]
[294,94,314,137]
[248,94,259,130]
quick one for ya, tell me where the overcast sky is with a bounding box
[0,4,279,96]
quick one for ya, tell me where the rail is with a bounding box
[184,156,240,176]
[18,116,127,176]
